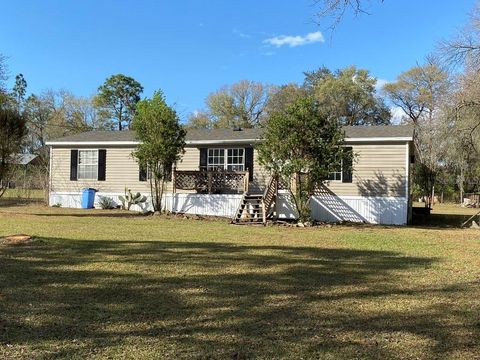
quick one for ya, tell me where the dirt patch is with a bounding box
[2,234,33,246]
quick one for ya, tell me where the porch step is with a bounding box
[232,193,265,225]
[232,177,278,226]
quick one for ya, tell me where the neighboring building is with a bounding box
[46,125,414,225]
[1,153,40,189]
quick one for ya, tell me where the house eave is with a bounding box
[344,136,413,142]
[45,141,141,146]
[46,136,412,146]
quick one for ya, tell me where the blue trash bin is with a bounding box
[81,188,96,209]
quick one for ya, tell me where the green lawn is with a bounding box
[0,203,479,359]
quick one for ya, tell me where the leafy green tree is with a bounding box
[265,83,307,116]
[0,101,27,197]
[186,110,212,129]
[132,91,186,213]
[94,74,143,131]
[304,66,391,125]
[188,80,271,129]
[258,94,348,222]
[12,73,27,109]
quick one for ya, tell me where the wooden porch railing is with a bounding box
[173,169,249,194]
[262,175,278,223]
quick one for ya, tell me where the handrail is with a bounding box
[174,169,249,194]
[262,175,278,224]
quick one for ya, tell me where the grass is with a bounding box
[2,188,44,200]
[0,203,479,359]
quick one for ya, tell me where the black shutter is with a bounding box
[199,148,207,170]
[139,165,147,181]
[342,146,353,183]
[244,147,254,181]
[70,150,78,181]
[165,163,173,182]
[98,149,106,181]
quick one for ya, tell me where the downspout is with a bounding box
[48,146,53,206]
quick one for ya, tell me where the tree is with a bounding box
[258,94,348,222]
[188,80,271,129]
[0,101,27,197]
[94,74,143,131]
[12,73,27,109]
[443,68,480,199]
[132,91,186,213]
[0,54,8,93]
[186,110,212,129]
[441,3,480,71]
[384,63,450,206]
[304,66,391,125]
[265,83,307,116]
[313,0,384,28]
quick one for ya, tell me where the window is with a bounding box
[78,150,98,180]
[207,148,244,171]
[207,148,225,170]
[227,148,244,171]
[328,159,342,181]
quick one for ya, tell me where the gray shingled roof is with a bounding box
[46,125,413,144]
[12,153,38,165]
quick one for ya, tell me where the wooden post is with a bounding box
[172,166,176,194]
[274,175,279,220]
[431,185,435,208]
[262,198,266,225]
[291,173,298,194]
[207,171,212,194]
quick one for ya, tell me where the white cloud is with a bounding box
[390,106,406,125]
[375,78,389,91]
[263,31,324,48]
[233,28,251,38]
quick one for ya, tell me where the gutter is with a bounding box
[46,136,413,146]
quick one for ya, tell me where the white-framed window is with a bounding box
[78,150,98,180]
[207,148,225,170]
[207,148,245,171]
[328,159,342,181]
[227,148,244,171]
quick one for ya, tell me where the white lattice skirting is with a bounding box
[49,192,408,225]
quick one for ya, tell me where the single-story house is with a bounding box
[46,125,414,225]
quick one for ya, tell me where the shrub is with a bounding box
[98,196,116,210]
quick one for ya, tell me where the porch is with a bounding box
[172,169,250,194]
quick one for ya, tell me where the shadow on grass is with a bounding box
[0,197,43,208]
[31,211,146,218]
[0,239,478,358]
[412,212,477,228]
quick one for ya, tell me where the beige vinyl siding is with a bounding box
[251,143,408,196]
[251,149,269,192]
[50,146,151,193]
[50,141,408,197]
[326,142,407,197]
[177,147,200,170]
[50,146,205,194]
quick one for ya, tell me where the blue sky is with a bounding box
[1,0,476,121]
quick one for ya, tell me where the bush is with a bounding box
[98,196,116,210]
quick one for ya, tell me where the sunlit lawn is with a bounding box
[0,202,479,359]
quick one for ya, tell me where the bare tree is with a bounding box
[440,3,480,71]
[313,0,384,28]
[0,54,8,93]
[384,61,451,207]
